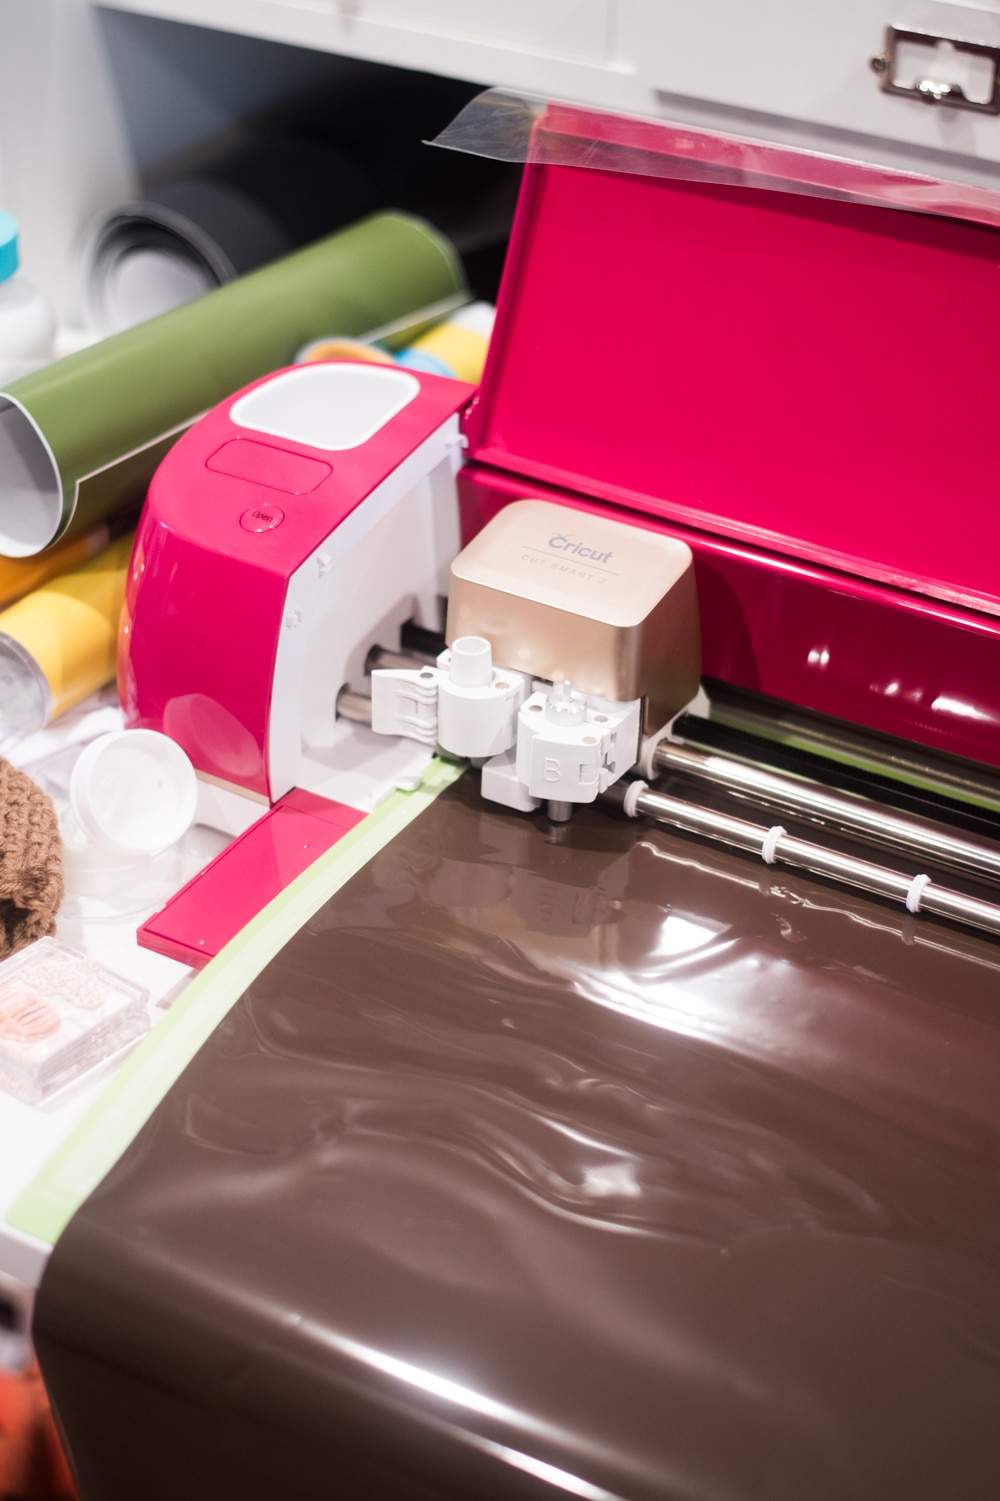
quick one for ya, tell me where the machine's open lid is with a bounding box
[455,98,1000,618]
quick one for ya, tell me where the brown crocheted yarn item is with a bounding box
[0,760,63,959]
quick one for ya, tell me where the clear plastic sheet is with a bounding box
[433,87,1000,231]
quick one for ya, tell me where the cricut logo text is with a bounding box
[546,533,614,566]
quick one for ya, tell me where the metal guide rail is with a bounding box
[652,740,1000,886]
[607,779,1000,941]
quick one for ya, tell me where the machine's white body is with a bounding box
[270,420,463,817]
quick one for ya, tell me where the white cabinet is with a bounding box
[95,0,633,103]
[623,0,1000,163]
[332,0,615,64]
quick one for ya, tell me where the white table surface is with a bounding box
[0,700,229,1287]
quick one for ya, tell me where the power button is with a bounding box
[240,505,284,533]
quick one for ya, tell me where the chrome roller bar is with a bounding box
[654,739,1000,887]
[364,643,438,673]
[609,779,1000,941]
[685,684,1000,816]
[335,688,375,725]
[339,643,438,724]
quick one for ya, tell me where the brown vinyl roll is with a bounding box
[33,777,1000,1500]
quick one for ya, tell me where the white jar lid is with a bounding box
[70,729,198,857]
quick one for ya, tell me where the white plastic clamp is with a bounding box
[436,638,529,759]
[906,872,932,914]
[370,667,439,746]
[515,687,642,804]
[761,825,786,865]
[622,780,648,818]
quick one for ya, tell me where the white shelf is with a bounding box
[0,700,231,1287]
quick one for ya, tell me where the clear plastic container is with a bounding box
[70,728,198,858]
[0,938,149,1105]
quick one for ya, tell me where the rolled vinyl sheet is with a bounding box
[0,523,110,612]
[0,532,133,727]
[82,69,515,335]
[33,777,1000,1500]
[0,213,463,557]
[83,139,385,331]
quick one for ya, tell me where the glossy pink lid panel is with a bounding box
[466,163,1000,616]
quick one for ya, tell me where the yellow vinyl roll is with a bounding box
[0,524,110,611]
[0,532,133,728]
[406,322,490,384]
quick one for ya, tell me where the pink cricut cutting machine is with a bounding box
[120,359,475,824]
[127,99,1000,962]
[118,358,477,963]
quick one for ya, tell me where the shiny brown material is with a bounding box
[33,778,1000,1500]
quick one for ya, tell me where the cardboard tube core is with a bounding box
[0,398,61,555]
[0,633,52,732]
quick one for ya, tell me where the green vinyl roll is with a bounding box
[0,212,464,557]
